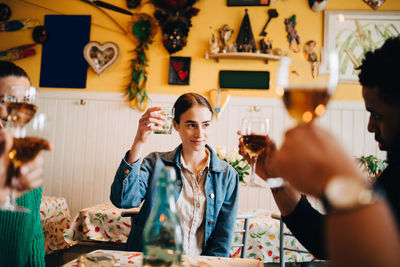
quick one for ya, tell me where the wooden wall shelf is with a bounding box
[205,52,280,63]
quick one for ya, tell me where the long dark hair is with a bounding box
[0,60,29,80]
[173,93,213,123]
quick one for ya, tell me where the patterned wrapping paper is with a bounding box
[65,202,315,263]
[231,209,316,263]
[62,249,263,267]
[40,196,72,254]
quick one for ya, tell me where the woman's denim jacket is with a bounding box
[110,144,239,257]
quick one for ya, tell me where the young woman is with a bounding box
[111,93,239,257]
[0,60,47,267]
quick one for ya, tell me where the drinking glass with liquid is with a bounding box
[276,50,339,125]
[240,116,270,187]
[154,107,175,135]
[1,87,51,213]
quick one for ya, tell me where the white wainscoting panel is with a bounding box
[38,91,384,216]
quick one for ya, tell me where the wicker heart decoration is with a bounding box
[83,41,119,75]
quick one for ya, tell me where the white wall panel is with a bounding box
[38,91,384,216]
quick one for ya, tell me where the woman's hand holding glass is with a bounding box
[128,106,173,164]
[135,107,169,143]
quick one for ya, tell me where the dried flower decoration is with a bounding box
[126,13,157,111]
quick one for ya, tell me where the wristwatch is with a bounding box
[321,175,376,213]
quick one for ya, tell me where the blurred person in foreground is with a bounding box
[239,36,400,265]
[273,123,400,266]
[0,60,50,267]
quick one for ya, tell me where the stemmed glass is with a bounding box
[240,117,270,187]
[276,50,339,125]
[1,86,50,212]
[267,51,338,189]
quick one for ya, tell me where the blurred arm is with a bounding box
[327,200,400,266]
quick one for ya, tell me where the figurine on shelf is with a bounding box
[228,43,237,53]
[260,38,272,54]
[218,24,234,53]
[236,9,256,53]
[209,26,220,54]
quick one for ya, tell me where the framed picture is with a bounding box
[323,10,400,83]
[227,0,269,6]
[168,56,191,85]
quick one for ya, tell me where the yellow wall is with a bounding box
[2,0,400,102]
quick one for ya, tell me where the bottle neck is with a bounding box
[156,172,177,209]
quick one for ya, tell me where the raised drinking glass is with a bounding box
[240,117,270,187]
[276,50,339,125]
[1,87,50,212]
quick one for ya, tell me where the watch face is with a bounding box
[325,176,363,209]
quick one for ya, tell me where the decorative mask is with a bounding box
[151,0,199,54]
[363,0,386,9]
[161,20,188,54]
[308,0,328,12]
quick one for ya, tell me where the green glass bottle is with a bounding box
[142,167,183,267]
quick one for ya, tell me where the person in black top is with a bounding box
[239,36,400,263]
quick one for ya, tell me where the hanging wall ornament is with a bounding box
[83,41,119,75]
[151,0,200,54]
[0,18,40,32]
[127,0,142,9]
[0,3,11,21]
[168,56,191,85]
[308,0,328,12]
[0,44,36,61]
[303,40,318,78]
[235,9,256,53]
[363,0,385,9]
[284,15,300,53]
[126,13,157,111]
[209,89,230,119]
[32,25,49,43]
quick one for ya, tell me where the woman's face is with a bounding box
[173,105,212,152]
[0,75,30,124]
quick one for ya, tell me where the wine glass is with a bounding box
[1,87,50,212]
[276,50,339,125]
[240,117,270,187]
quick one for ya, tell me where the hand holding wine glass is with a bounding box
[1,87,51,212]
[240,117,270,187]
